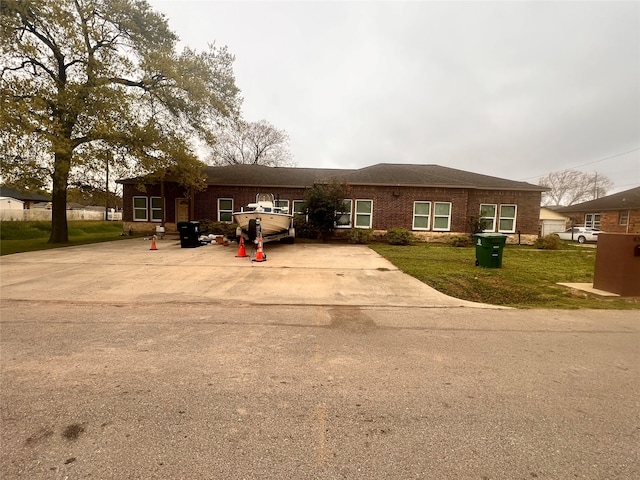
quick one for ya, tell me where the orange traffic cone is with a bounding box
[236,236,248,257]
[150,235,158,251]
[253,235,266,262]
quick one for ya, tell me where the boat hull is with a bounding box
[233,212,293,237]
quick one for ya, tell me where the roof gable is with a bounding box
[540,207,570,220]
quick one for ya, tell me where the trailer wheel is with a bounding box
[248,219,258,242]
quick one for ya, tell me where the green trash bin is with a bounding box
[473,233,507,268]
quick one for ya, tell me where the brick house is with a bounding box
[120,163,546,243]
[556,186,640,233]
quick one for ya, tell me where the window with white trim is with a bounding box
[585,213,600,228]
[218,198,233,222]
[274,198,290,213]
[133,196,148,221]
[498,204,517,233]
[151,197,163,222]
[619,211,629,226]
[292,200,306,215]
[336,199,352,228]
[480,204,497,231]
[433,202,452,231]
[413,201,431,230]
[354,200,373,228]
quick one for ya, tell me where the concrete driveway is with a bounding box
[2,239,638,479]
[0,237,497,309]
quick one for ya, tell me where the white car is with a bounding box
[554,227,602,244]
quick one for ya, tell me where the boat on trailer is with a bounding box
[233,193,295,243]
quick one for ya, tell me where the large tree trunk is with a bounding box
[48,152,71,244]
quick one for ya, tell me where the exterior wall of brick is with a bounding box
[564,209,640,234]
[122,182,543,238]
[467,189,542,235]
[346,186,472,231]
[195,186,308,221]
[122,182,186,224]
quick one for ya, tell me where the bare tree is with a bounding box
[209,119,294,167]
[539,169,613,206]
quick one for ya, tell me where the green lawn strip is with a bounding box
[369,243,639,310]
[0,221,131,255]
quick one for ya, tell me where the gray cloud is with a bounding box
[150,0,639,192]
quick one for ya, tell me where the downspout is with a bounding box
[190,186,195,221]
[160,178,166,227]
[105,152,109,221]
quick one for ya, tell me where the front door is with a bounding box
[176,198,189,223]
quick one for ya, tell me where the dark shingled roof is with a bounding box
[202,163,546,191]
[557,186,640,212]
[0,186,50,202]
[339,163,544,190]
[203,164,352,187]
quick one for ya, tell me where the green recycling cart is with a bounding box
[473,233,507,268]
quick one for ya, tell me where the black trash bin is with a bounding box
[473,233,507,268]
[177,221,201,248]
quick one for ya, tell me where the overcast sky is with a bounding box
[149,0,639,193]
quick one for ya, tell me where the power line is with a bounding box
[519,147,640,181]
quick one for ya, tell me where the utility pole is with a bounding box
[593,171,598,199]
[105,152,110,220]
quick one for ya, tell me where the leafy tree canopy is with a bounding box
[0,0,241,242]
[303,179,350,240]
[67,185,123,209]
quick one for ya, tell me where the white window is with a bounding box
[336,199,352,228]
[354,200,373,229]
[133,196,148,221]
[498,205,517,233]
[292,200,306,215]
[218,198,233,222]
[413,201,431,230]
[150,197,163,222]
[433,202,452,231]
[274,198,290,213]
[585,213,600,228]
[620,211,629,226]
[480,204,497,231]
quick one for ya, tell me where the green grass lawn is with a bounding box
[370,242,640,309]
[0,221,132,255]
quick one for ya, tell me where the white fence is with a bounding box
[0,209,122,221]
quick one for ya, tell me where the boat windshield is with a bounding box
[256,193,275,204]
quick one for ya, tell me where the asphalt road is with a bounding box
[1,239,638,479]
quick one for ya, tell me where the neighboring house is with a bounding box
[119,163,547,243]
[0,186,51,209]
[0,196,26,220]
[556,186,640,234]
[0,187,123,221]
[0,196,24,210]
[539,207,569,236]
[0,186,51,221]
